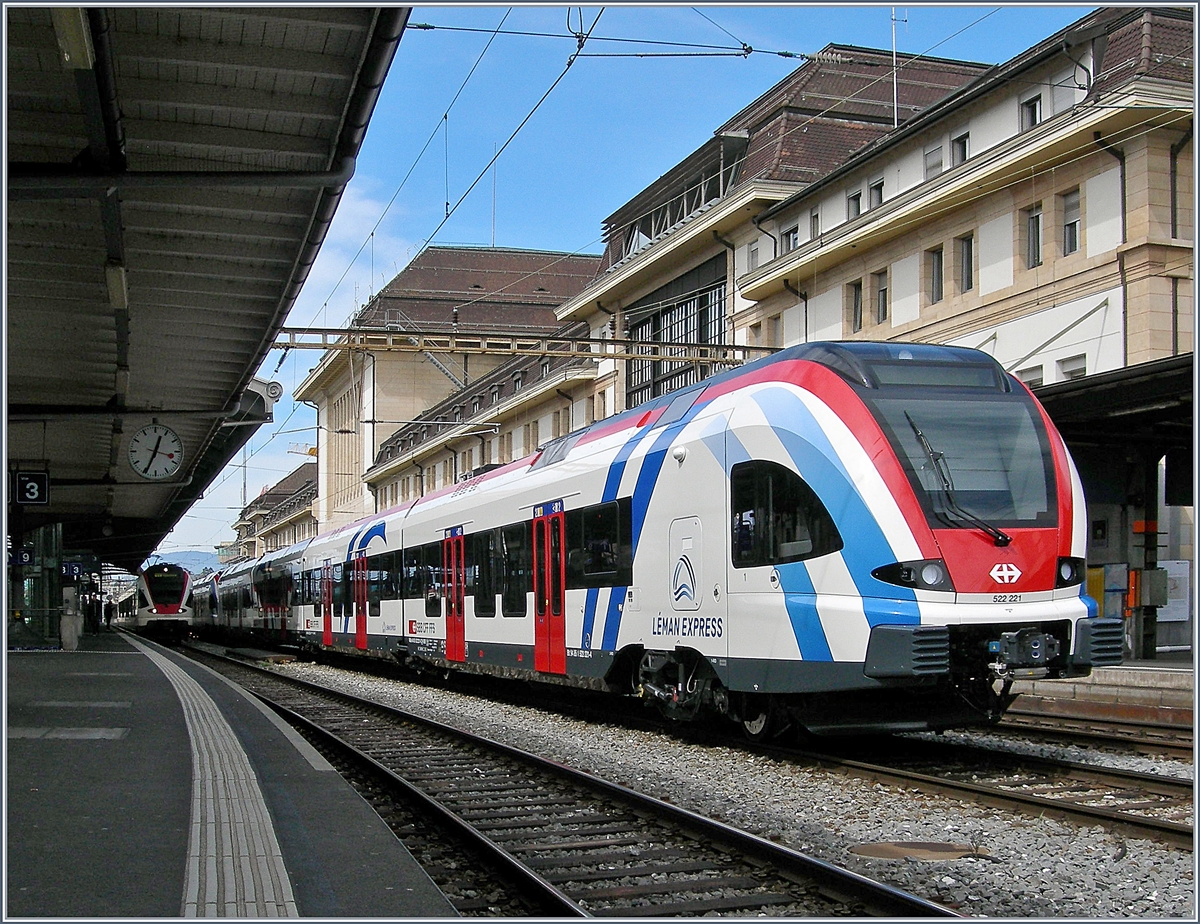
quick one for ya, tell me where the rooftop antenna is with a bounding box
[491,142,497,247]
[891,8,908,128]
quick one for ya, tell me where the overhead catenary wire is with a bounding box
[304,8,514,329]
[417,8,606,253]
[409,19,800,58]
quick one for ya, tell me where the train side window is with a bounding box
[549,515,564,617]
[565,498,633,588]
[473,530,499,617]
[332,563,345,616]
[501,522,530,616]
[731,460,842,568]
[401,548,420,599]
[422,543,441,618]
[366,551,389,605]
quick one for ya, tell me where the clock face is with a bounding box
[128,424,184,480]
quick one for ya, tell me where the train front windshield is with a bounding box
[145,568,187,605]
[858,362,1057,531]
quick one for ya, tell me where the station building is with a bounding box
[305,7,1193,658]
[220,462,318,564]
[294,245,601,531]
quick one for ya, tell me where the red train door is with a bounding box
[532,501,567,674]
[353,552,368,650]
[443,529,466,662]
[321,561,333,647]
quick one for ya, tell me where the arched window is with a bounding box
[731,460,842,567]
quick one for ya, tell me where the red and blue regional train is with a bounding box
[208,341,1123,736]
[136,562,194,640]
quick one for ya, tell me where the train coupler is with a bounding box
[986,627,1061,680]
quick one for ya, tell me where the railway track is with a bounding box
[775,736,1194,852]
[997,709,1194,760]
[186,648,958,917]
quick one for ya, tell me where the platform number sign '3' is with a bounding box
[15,472,50,505]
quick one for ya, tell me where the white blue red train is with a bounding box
[135,562,194,640]
[202,341,1122,735]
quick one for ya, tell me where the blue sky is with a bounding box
[159,3,1090,559]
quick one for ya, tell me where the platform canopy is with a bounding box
[6,6,410,571]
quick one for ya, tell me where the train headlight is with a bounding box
[1056,556,1085,587]
[872,559,955,592]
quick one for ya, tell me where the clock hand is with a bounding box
[144,435,164,472]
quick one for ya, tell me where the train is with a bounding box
[204,341,1123,736]
[135,562,194,640]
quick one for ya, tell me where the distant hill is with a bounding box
[143,550,221,576]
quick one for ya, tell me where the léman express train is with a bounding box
[181,342,1122,736]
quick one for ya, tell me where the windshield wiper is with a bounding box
[905,412,1012,547]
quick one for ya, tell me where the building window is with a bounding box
[1058,354,1086,380]
[873,270,889,324]
[868,179,884,209]
[1021,94,1042,131]
[490,384,502,404]
[951,132,969,166]
[1062,189,1081,255]
[1025,205,1043,268]
[625,256,726,407]
[471,396,482,415]
[512,371,524,391]
[958,234,974,292]
[809,209,820,239]
[923,145,943,180]
[541,359,550,379]
[848,280,863,333]
[846,191,862,220]
[747,243,759,272]
[781,225,799,253]
[928,246,944,304]
[1016,365,1044,388]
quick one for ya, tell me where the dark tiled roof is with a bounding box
[239,462,316,519]
[352,246,602,332]
[719,44,989,134]
[739,113,890,184]
[594,45,987,273]
[1090,9,1194,96]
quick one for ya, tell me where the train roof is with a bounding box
[276,340,1016,564]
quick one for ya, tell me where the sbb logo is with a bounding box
[989,563,1022,584]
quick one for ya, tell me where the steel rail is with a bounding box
[199,650,961,918]
[788,746,1194,851]
[259,695,588,917]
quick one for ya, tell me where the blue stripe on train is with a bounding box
[599,405,707,650]
[750,388,920,652]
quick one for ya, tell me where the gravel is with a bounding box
[273,660,1196,918]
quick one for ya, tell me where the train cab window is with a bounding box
[731,461,842,567]
[501,522,531,617]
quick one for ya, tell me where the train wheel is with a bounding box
[738,694,777,741]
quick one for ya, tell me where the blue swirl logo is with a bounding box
[672,554,695,602]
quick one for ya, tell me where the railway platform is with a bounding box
[5,629,457,918]
[1010,654,1194,727]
